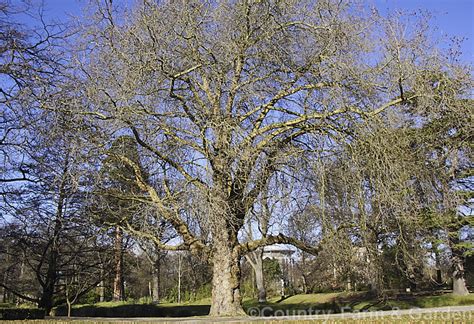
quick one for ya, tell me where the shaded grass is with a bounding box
[46,291,474,318]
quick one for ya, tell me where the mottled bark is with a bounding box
[209,229,245,316]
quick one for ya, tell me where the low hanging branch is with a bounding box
[116,154,209,255]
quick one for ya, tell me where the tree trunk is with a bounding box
[209,234,245,316]
[39,203,63,313]
[3,245,10,303]
[67,300,72,318]
[449,233,469,296]
[435,247,443,284]
[151,256,160,303]
[66,287,72,317]
[452,257,469,295]
[300,252,308,294]
[302,274,308,294]
[254,254,267,303]
[98,280,105,302]
[113,226,125,301]
[366,232,384,296]
[245,248,267,303]
[38,284,55,315]
[2,272,7,303]
[39,155,69,314]
[177,253,181,303]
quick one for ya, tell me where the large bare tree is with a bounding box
[71,0,472,315]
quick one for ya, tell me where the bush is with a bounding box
[53,304,210,317]
[0,308,45,320]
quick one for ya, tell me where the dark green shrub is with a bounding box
[53,304,210,317]
[0,308,45,320]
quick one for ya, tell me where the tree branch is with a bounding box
[237,233,322,256]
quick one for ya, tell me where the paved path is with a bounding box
[50,305,474,323]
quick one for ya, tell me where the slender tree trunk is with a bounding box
[113,226,125,301]
[209,230,245,316]
[2,245,10,303]
[254,254,267,303]
[177,253,181,304]
[2,247,8,303]
[246,248,267,303]
[301,252,308,294]
[151,256,160,303]
[67,300,72,318]
[97,253,105,302]
[302,274,308,294]
[39,237,59,313]
[39,192,64,313]
[2,274,7,303]
[39,154,70,314]
[435,247,442,284]
[98,280,105,302]
[66,286,72,318]
[366,231,384,296]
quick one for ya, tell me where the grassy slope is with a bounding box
[242,292,474,314]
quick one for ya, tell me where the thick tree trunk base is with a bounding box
[208,246,246,316]
[38,290,54,315]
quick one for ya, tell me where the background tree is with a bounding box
[0,111,110,313]
[1,0,65,187]
[91,136,147,301]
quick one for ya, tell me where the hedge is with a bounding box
[0,308,45,320]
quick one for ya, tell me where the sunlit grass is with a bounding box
[387,293,474,309]
[278,292,363,304]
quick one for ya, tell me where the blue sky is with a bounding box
[373,0,473,62]
[25,0,474,64]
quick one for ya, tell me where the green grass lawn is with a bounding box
[4,291,473,320]
[240,291,474,318]
[60,291,474,318]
